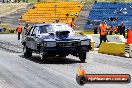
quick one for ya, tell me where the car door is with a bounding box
[26,26,39,50]
[26,26,34,49]
[30,26,39,50]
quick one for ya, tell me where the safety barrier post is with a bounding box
[125,44,132,58]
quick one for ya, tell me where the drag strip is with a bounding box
[0,40,22,53]
[0,49,81,88]
[0,34,23,53]
[0,34,132,88]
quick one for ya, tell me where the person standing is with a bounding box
[120,22,125,38]
[109,25,113,35]
[93,22,98,34]
[94,26,98,34]
[114,26,119,35]
[98,21,108,47]
[126,27,132,44]
[23,24,29,35]
[69,18,76,28]
[16,24,22,40]
[22,23,29,41]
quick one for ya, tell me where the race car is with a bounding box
[22,23,92,62]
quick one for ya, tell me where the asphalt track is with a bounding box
[0,34,132,88]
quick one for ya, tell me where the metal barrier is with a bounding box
[99,42,125,56]
[86,34,126,51]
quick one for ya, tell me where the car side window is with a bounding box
[48,25,54,33]
[39,26,48,33]
[29,26,34,36]
[32,26,39,35]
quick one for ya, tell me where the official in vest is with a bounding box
[126,27,132,44]
[98,21,108,46]
[16,24,22,40]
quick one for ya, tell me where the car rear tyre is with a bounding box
[40,52,47,62]
[79,52,86,62]
[23,45,32,57]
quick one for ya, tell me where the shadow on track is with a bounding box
[19,55,85,64]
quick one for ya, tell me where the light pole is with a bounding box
[54,4,57,21]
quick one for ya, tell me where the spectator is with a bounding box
[114,26,119,35]
[119,22,126,38]
[110,17,113,21]
[69,18,76,28]
[93,22,98,34]
[55,19,59,23]
[109,25,113,35]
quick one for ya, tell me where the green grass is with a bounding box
[0,24,16,34]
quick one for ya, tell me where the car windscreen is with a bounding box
[39,25,54,34]
[51,24,73,32]
[39,24,73,34]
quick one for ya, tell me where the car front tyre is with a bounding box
[40,47,47,62]
[79,52,86,62]
[23,45,32,57]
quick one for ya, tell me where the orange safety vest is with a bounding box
[99,24,107,35]
[17,25,22,32]
[126,29,132,44]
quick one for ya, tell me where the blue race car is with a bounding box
[22,23,92,62]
